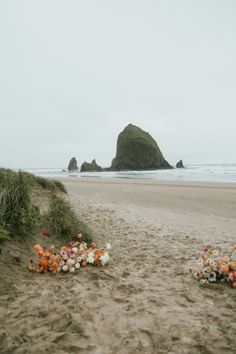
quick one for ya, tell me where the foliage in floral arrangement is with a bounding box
[28,233,111,273]
[189,245,236,288]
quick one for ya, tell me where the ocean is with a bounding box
[24,164,236,183]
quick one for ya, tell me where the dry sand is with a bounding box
[0,178,236,354]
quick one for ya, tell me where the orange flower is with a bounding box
[94,253,99,261]
[230,262,236,270]
[221,256,229,263]
[61,246,67,251]
[40,259,48,267]
[43,252,51,258]
[220,265,229,273]
[50,262,59,271]
[91,242,96,248]
[34,244,42,251]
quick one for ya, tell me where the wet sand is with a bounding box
[0,178,236,354]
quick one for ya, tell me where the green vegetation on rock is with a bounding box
[111,124,173,170]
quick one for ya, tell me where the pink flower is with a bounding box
[62,264,69,272]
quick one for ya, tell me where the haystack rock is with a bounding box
[80,159,103,172]
[68,157,78,172]
[176,160,185,168]
[111,124,173,170]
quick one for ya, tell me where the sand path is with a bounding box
[0,179,235,354]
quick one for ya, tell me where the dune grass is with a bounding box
[45,194,92,243]
[0,172,40,237]
[0,168,91,243]
[0,168,67,194]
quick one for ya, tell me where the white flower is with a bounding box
[87,252,95,264]
[76,254,86,262]
[60,251,68,260]
[62,264,69,272]
[67,259,75,267]
[79,243,87,251]
[208,272,217,282]
[72,247,78,253]
[100,252,110,266]
[106,243,112,250]
[70,267,75,273]
[75,262,80,269]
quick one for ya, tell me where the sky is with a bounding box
[0,0,236,169]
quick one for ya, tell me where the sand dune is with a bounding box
[0,179,236,354]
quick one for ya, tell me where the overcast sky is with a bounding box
[0,0,235,169]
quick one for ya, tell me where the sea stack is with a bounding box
[111,124,173,170]
[68,157,79,172]
[176,160,185,168]
[80,159,103,172]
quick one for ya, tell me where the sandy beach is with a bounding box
[0,178,236,354]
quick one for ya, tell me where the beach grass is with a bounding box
[45,193,92,242]
[0,168,67,194]
[0,168,91,243]
[0,171,40,237]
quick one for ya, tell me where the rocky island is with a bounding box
[176,160,185,168]
[110,124,173,170]
[68,157,78,172]
[80,159,103,172]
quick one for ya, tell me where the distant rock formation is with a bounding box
[176,160,185,168]
[80,159,103,172]
[68,157,78,172]
[110,124,173,170]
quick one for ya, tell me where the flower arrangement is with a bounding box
[189,245,236,287]
[28,233,111,274]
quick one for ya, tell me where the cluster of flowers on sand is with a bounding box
[190,245,236,287]
[28,233,111,273]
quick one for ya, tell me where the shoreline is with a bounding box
[60,176,236,188]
